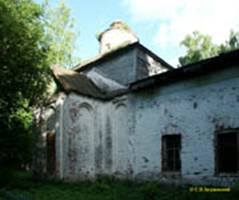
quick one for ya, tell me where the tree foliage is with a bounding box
[43,0,80,68]
[0,0,80,177]
[179,30,239,66]
[0,0,51,173]
[220,30,239,53]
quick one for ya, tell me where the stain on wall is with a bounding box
[105,116,113,172]
[40,66,239,186]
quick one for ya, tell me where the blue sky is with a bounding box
[35,0,239,66]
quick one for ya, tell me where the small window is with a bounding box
[47,131,56,175]
[217,130,239,173]
[162,135,181,172]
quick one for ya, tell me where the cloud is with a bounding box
[122,0,189,20]
[122,0,239,51]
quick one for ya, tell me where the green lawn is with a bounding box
[0,172,239,200]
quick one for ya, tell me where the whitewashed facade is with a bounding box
[35,22,239,186]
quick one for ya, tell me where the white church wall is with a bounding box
[111,96,132,178]
[132,66,239,185]
[59,93,132,180]
[46,65,239,186]
[61,94,98,180]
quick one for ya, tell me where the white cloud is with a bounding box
[122,0,239,54]
[122,0,188,20]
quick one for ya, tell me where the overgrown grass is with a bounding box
[0,172,239,200]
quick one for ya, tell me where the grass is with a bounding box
[0,172,239,200]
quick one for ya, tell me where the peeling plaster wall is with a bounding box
[99,28,138,54]
[84,47,169,87]
[85,50,135,85]
[62,94,96,180]
[40,65,239,186]
[131,66,239,185]
[136,49,168,80]
[33,93,65,178]
[59,93,132,181]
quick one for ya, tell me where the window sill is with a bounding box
[161,171,181,177]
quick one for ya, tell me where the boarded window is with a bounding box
[217,131,239,173]
[47,131,56,175]
[162,135,181,172]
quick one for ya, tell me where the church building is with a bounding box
[35,21,239,186]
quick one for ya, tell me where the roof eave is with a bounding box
[73,42,174,72]
[131,49,239,91]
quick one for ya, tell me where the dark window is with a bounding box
[47,131,56,175]
[162,135,181,172]
[217,131,239,173]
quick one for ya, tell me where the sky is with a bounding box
[35,0,239,66]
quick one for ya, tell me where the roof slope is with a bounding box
[52,65,127,99]
[131,49,239,91]
[73,42,174,72]
[52,45,239,100]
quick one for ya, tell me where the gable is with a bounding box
[74,42,173,86]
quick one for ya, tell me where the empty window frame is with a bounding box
[162,135,181,172]
[217,130,239,173]
[47,131,56,175]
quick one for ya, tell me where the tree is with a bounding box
[179,31,220,66]
[220,30,239,53]
[43,0,80,68]
[0,0,51,178]
[179,30,239,66]
[0,1,81,181]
